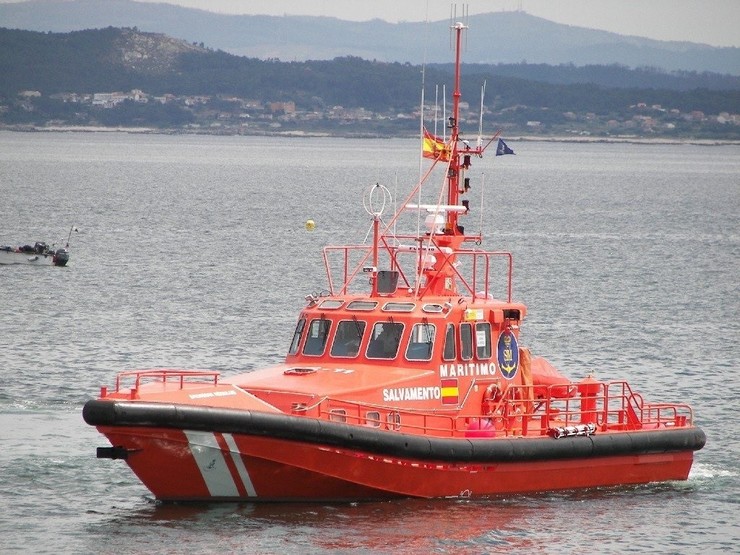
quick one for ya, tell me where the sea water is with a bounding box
[0,131,738,554]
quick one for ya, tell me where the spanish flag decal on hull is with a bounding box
[441,378,459,404]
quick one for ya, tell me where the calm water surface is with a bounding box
[0,131,738,554]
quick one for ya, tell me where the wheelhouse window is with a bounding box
[347,300,378,311]
[382,302,415,312]
[302,317,331,356]
[330,319,366,358]
[475,322,492,359]
[318,299,344,310]
[366,321,403,359]
[443,323,456,361]
[460,323,473,360]
[406,322,435,361]
[289,317,306,355]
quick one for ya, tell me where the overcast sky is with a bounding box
[136,0,739,47]
[1,0,738,47]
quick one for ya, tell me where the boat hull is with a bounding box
[84,400,706,502]
[0,248,69,266]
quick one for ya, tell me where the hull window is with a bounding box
[365,411,381,427]
[386,411,401,431]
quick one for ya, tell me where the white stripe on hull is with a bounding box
[184,431,257,498]
[223,433,257,497]
[184,430,239,497]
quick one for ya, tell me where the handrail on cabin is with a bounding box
[323,243,514,301]
[114,369,220,392]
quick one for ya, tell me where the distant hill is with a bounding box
[434,63,740,92]
[0,27,433,110]
[1,0,739,75]
[1,27,737,139]
[0,27,209,95]
[1,27,736,114]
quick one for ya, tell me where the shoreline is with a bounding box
[1,125,738,146]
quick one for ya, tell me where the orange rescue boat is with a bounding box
[83,22,705,502]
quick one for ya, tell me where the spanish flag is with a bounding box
[422,128,450,162]
[441,378,459,405]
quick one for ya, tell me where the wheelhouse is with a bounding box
[285,294,526,369]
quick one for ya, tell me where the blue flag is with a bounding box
[495,139,515,156]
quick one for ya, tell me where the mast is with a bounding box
[414,21,484,298]
[326,18,503,301]
[437,20,486,243]
[446,21,466,236]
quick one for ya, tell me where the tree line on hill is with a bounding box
[0,27,738,136]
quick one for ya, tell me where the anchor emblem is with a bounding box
[497,331,519,380]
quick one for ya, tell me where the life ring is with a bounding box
[481,382,503,416]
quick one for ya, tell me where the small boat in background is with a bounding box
[0,241,69,266]
[0,225,76,267]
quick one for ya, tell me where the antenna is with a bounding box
[442,84,447,142]
[477,80,486,148]
[418,67,426,237]
[449,5,454,50]
[450,4,469,51]
[66,224,78,247]
[464,4,469,51]
[434,84,439,137]
[418,0,431,237]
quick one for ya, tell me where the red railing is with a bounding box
[322,241,514,301]
[102,370,694,439]
[111,369,220,393]
[283,378,694,439]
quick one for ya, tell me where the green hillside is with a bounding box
[1,27,738,139]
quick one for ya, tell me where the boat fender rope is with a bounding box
[548,423,597,439]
